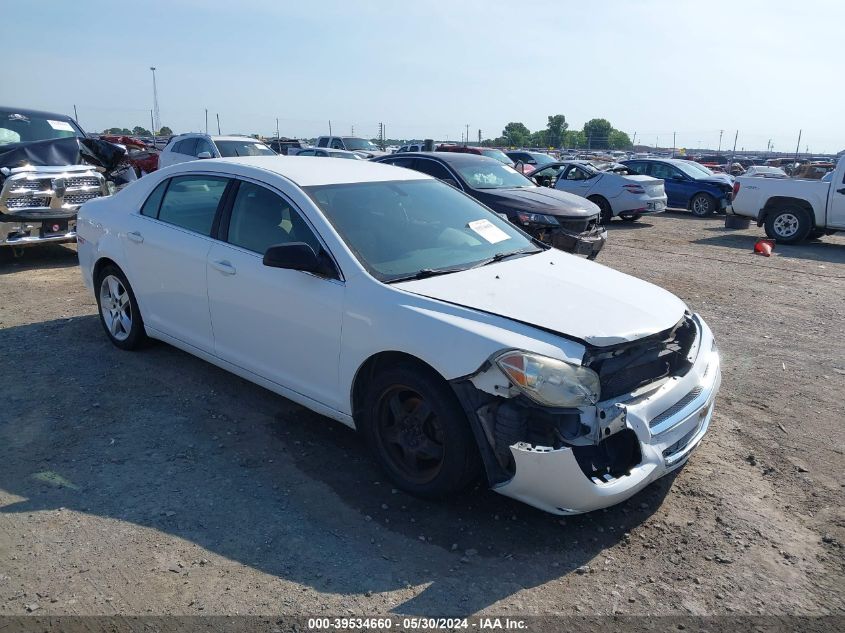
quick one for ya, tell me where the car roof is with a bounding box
[0,106,75,121]
[168,155,430,187]
[385,151,502,166]
[173,133,266,142]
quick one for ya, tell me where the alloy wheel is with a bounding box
[773,213,800,238]
[99,274,132,341]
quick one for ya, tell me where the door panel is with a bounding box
[121,175,229,352]
[828,170,845,228]
[207,180,344,408]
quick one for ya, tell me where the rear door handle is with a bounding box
[211,260,236,275]
[127,231,144,244]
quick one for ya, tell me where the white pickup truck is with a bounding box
[730,158,844,243]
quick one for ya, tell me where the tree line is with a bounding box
[102,126,173,137]
[481,115,632,150]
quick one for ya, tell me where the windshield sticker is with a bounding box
[47,120,74,132]
[468,218,509,244]
[253,143,266,149]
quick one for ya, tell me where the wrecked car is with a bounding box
[0,107,135,253]
[374,152,606,259]
[77,157,720,515]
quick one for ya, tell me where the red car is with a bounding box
[99,135,159,175]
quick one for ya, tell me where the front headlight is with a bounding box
[496,351,601,407]
[516,211,559,226]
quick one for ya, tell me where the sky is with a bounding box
[4,0,843,153]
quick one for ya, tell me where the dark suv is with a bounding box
[374,152,606,258]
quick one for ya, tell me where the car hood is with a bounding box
[477,186,599,218]
[394,248,687,347]
[698,176,732,187]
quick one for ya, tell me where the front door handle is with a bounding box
[211,260,236,275]
[126,231,144,243]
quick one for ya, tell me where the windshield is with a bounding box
[673,161,713,179]
[0,109,84,146]
[529,153,556,166]
[305,179,538,282]
[454,162,535,189]
[215,140,276,157]
[681,161,714,176]
[481,149,515,166]
[342,137,378,151]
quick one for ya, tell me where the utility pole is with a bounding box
[150,66,161,134]
[793,129,802,165]
[478,129,481,144]
[351,124,354,135]
[216,113,221,135]
[73,104,79,125]
[205,109,208,135]
[328,120,332,135]
[718,129,724,153]
[465,124,470,146]
[672,131,676,157]
[730,130,739,173]
[276,118,280,139]
[632,131,637,147]
[150,110,156,146]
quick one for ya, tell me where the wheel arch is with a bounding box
[686,190,718,210]
[93,256,122,285]
[350,351,448,426]
[761,197,815,226]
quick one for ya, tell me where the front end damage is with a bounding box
[451,313,720,515]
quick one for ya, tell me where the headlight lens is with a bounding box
[516,211,559,226]
[496,351,601,407]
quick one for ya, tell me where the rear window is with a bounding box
[157,176,228,235]
[214,140,275,157]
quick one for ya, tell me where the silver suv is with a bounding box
[159,134,276,168]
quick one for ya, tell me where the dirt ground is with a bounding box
[1,212,843,618]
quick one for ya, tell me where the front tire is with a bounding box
[690,193,715,217]
[764,207,812,244]
[589,195,613,224]
[95,265,147,350]
[360,363,481,498]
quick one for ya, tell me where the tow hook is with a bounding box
[596,402,627,442]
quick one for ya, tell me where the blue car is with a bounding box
[621,158,734,216]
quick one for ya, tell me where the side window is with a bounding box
[385,157,415,169]
[157,176,228,235]
[226,181,321,256]
[650,163,679,180]
[564,166,586,181]
[330,138,345,150]
[196,138,215,157]
[625,162,647,176]
[315,151,328,157]
[171,140,184,154]
[140,179,169,217]
[412,159,453,181]
[317,137,329,147]
[179,137,199,157]
[298,149,315,156]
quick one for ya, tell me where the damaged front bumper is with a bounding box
[456,314,720,515]
[530,222,607,259]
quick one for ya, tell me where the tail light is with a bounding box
[732,181,741,198]
[623,184,645,194]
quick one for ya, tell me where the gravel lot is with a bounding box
[1,212,843,618]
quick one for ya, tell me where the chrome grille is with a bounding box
[649,386,704,428]
[10,179,49,193]
[65,176,101,188]
[63,192,100,205]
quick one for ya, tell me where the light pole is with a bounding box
[150,66,161,137]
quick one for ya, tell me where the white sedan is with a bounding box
[532,160,667,223]
[77,157,720,515]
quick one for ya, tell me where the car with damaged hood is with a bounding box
[374,152,606,259]
[77,156,721,516]
[0,106,136,253]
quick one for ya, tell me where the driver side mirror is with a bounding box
[263,242,334,277]
[197,151,213,159]
[670,174,685,181]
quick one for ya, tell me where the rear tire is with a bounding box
[589,195,613,224]
[764,207,812,244]
[360,363,481,498]
[95,265,147,350]
[690,193,716,217]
